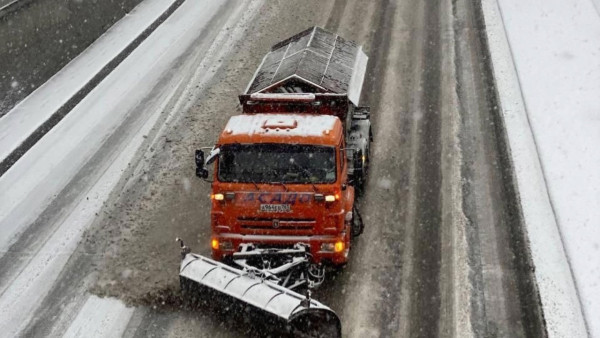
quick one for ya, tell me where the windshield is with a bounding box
[218,144,336,184]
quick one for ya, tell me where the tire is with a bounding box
[351,205,364,238]
[354,149,367,196]
[355,176,365,196]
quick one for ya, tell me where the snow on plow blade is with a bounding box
[180,253,341,337]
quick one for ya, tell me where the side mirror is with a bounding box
[195,149,204,167]
[195,150,209,179]
[196,167,209,179]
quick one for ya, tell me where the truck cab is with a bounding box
[204,113,355,265]
[195,26,371,267]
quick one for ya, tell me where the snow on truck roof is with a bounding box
[219,114,342,146]
[244,27,368,107]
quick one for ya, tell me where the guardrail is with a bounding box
[0,0,35,20]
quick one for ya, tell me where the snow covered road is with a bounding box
[82,0,542,336]
[0,0,260,335]
[0,0,562,336]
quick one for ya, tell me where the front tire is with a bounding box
[351,205,364,238]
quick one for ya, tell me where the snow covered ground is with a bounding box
[494,0,600,336]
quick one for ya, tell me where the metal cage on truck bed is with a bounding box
[239,26,369,120]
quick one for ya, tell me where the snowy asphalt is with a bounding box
[0,0,144,115]
[0,0,545,337]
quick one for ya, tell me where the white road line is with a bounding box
[62,296,135,338]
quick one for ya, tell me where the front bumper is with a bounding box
[212,233,349,265]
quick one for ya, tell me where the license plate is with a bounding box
[260,204,292,213]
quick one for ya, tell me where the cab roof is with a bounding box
[218,113,343,146]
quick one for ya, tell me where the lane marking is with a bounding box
[62,296,134,338]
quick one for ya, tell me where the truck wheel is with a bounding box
[351,205,364,238]
[364,144,370,177]
[354,149,367,196]
[355,176,365,196]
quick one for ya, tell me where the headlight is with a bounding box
[211,239,233,250]
[220,241,233,250]
[320,243,335,252]
[321,242,345,252]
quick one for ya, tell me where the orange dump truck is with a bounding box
[178,27,372,336]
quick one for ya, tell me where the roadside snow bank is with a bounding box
[497,0,600,336]
[480,0,591,336]
[0,0,181,165]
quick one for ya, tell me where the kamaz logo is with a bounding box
[243,193,312,204]
[272,219,280,228]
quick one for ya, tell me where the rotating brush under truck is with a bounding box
[177,27,372,337]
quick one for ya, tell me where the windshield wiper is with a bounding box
[289,161,318,192]
[248,179,259,190]
[272,181,288,192]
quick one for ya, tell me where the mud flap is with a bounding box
[180,253,341,337]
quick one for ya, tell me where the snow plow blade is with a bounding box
[180,253,341,337]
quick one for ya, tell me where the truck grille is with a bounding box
[238,217,316,232]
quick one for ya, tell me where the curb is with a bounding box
[478,0,588,337]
